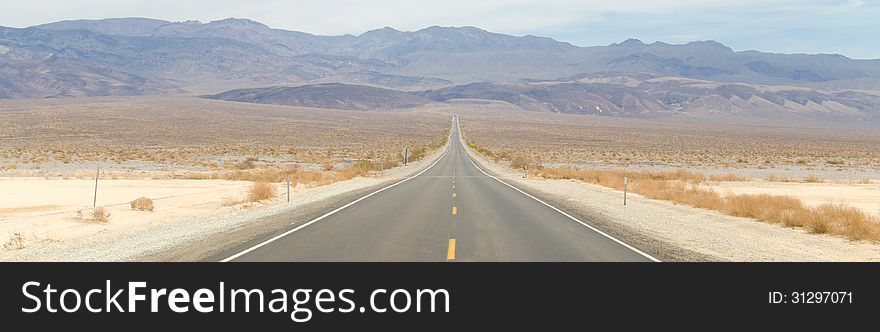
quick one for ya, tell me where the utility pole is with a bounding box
[93,166,99,208]
[623,176,628,206]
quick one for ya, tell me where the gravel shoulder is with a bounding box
[462,139,880,262]
[0,146,448,262]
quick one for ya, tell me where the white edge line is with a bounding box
[456,122,661,262]
[221,129,454,262]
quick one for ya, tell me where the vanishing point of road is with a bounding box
[216,116,657,262]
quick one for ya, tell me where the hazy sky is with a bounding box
[2,0,878,59]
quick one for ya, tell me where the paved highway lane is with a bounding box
[219,116,657,262]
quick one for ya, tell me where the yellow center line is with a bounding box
[452,192,456,198]
[447,239,456,260]
[452,206,457,215]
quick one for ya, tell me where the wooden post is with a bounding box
[93,166,99,208]
[286,175,291,203]
[624,176,628,206]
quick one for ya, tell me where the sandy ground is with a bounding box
[0,178,280,246]
[707,181,880,218]
[0,146,448,261]
[463,138,880,262]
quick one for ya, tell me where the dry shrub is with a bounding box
[767,175,795,182]
[802,175,823,183]
[709,173,747,181]
[322,160,334,171]
[509,157,527,170]
[248,181,277,202]
[237,157,257,170]
[536,168,705,189]
[333,161,374,181]
[3,233,25,250]
[723,194,803,221]
[540,167,880,242]
[92,207,110,222]
[130,197,154,211]
[224,168,324,184]
[381,159,399,170]
[2,163,17,170]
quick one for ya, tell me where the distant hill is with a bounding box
[207,83,432,111]
[206,76,879,124]
[1,17,879,124]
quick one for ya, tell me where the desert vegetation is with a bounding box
[3,233,25,251]
[0,96,449,179]
[91,207,111,222]
[248,182,277,202]
[130,197,155,212]
[456,106,880,243]
[457,108,880,171]
[533,167,880,242]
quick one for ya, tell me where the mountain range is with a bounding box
[1,17,879,124]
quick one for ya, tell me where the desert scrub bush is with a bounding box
[708,173,747,182]
[381,159,399,170]
[223,168,325,184]
[3,232,25,250]
[248,181,277,202]
[802,175,823,183]
[237,157,257,170]
[322,160,335,171]
[92,207,110,222]
[2,163,16,170]
[766,175,795,182]
[352,160,378,171]
[130,197,155,211]
[539,167,880,242]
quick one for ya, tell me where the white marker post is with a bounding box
[623,176,628,206]
[286,175,291,203]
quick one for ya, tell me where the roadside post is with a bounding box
[403,148,411,166]
[93,166,99,208]
[624,176,628,206]
[524,165,528,178]
[287,175,291,203]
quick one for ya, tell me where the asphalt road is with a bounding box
[219,116,657,262]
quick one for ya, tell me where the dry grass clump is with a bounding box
[766,175,795,182]
[3,232,25,250]
[130,197,155,211]
[537,167,880,242]
[91,207,110,222]
[708,173,747,181]
[802,175,823,183]
[248,181,277,202]
[223,167,324,184]
[2,163,17,170]
[536,168,707,189]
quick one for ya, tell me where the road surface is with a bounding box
[218,116,656,262]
